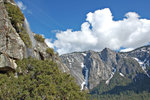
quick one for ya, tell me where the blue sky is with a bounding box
[15,0,150,54]
[15,0,150,38]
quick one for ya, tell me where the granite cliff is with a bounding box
[1,0,150,99]
[0,0,69,74]
[60,46,150,90]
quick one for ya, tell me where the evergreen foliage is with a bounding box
[46,48,55,56]
[34,34,45,43]
[0,58,88,100]
[90,72,150,100]
[4,2,24,32]
[19,27,32,48]
[4,2,32,48]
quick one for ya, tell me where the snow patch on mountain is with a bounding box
[81,63,85,68]
[82,53,87,56]
[106,73,114,85]
[120,73,124,77]
[106,68,116,85]
[133,58,144,66]
[81,82,86,90]
[133,57,150,78]
[67,57,72,68]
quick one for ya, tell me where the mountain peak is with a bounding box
[101,47,115,53]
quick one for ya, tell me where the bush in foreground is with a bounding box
[0,58,88,100]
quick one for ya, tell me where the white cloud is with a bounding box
[45,39,54,48]
[52,8,150,55]
[16,1,26,10]
[120,48,134,52]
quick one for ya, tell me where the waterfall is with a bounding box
[23,18,37,58]
[83,65,89,87]
[23,18,36,48]
[81,65,89,90]
[84,66,89,87]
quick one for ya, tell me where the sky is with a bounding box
[15,0,150,55]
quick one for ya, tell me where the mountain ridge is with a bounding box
[60,45,150,90]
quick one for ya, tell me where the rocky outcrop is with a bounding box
[120,45,150,65]
[86,50,113,89]
[120,45,150,77]
[60,47,148,90]
[33,41,70,73]
[0,53,16,73]
[0,0,26,60]
[34,41,50,60]
[0,0,25,72]
[61,52,86,89]
[0,0,69,74]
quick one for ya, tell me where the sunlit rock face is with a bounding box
[0,0,69,74]
[0,0,26,60]
[60,46,150,90]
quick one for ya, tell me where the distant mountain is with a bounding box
[120,45,150,75]
[1,0,150,99]
[60,45,150,99]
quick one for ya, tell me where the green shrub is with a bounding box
[90,72,150,100]
[46,48,55,56]
[0,58,89,100]
[19,28,32,48]
[4,2,32,48]
[34,34,45,43]
[4,2,24,32]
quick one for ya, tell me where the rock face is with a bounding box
[60,46,150,90]
[0,0,69,73]
[0,0,25,71]
[120,45,150,66]
[0,53,17,73]
[120,45,150,77]
[1,0,149,91]
[0,0,25,60]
